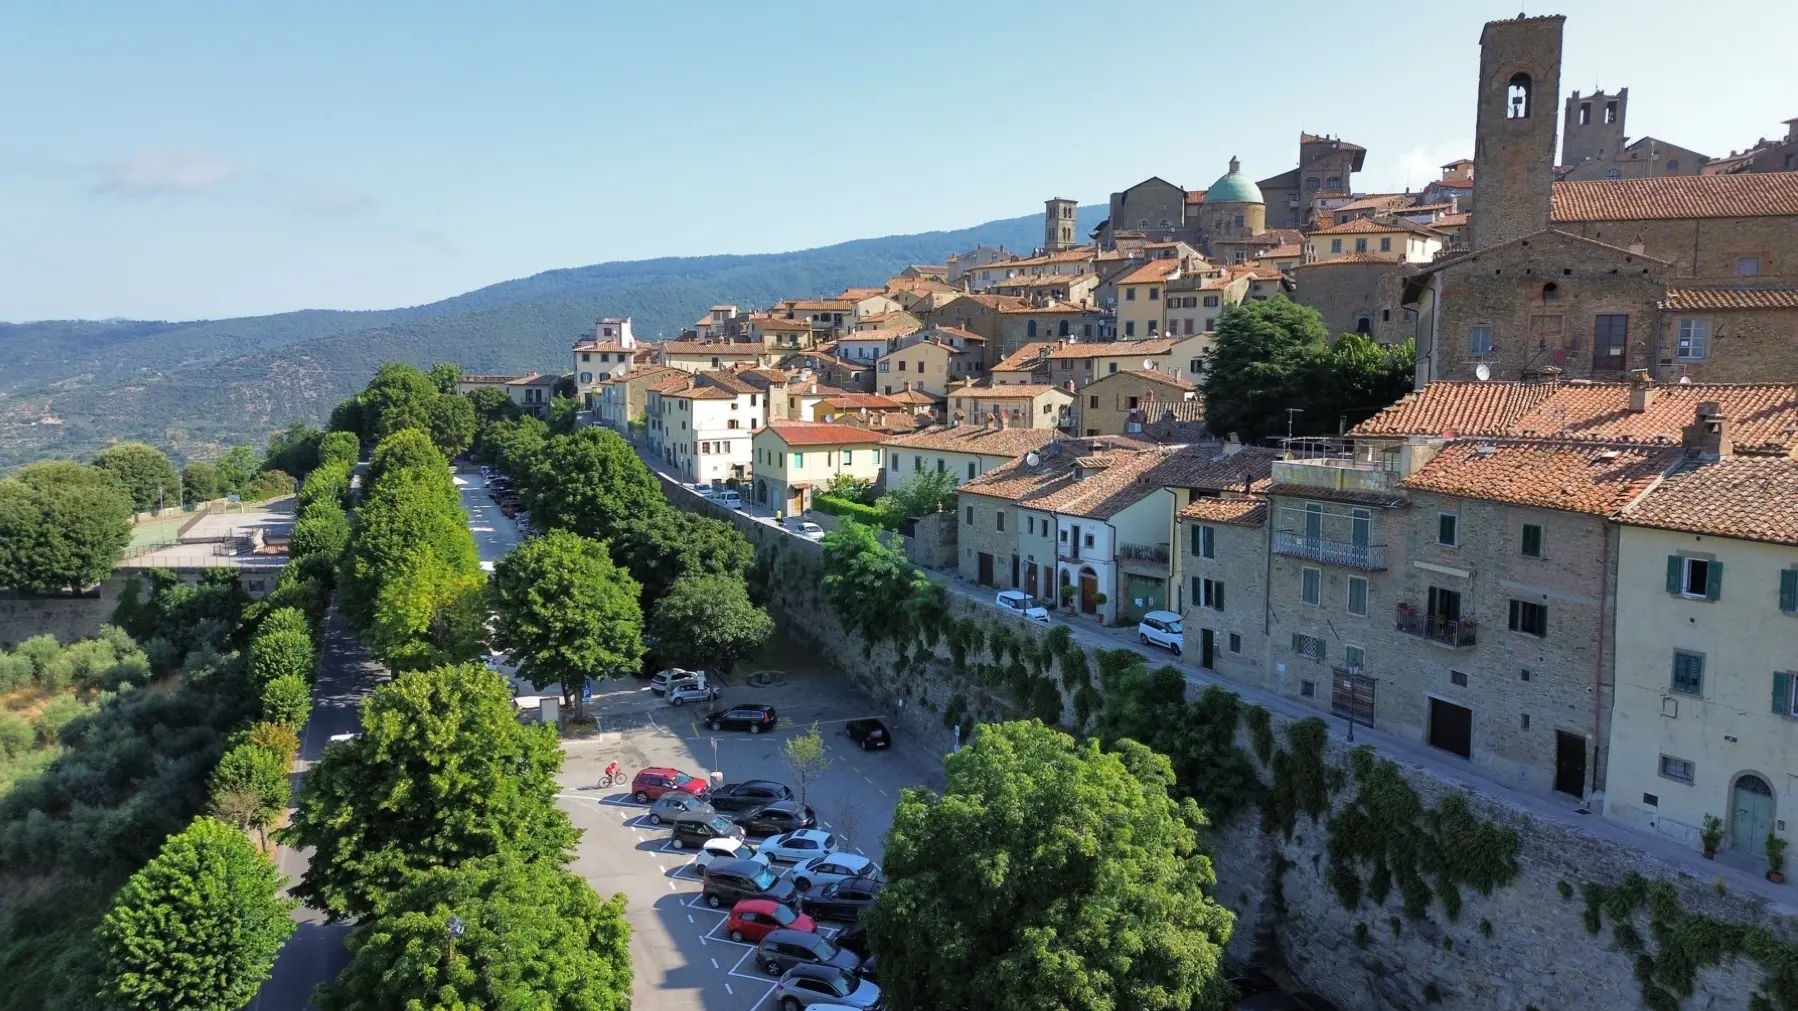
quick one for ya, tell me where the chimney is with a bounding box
[995,409,1007,431]
[1627,370,1654,412]
[1063,379,1075,393]
[903,381,913,393]
[1682,402,1732,460]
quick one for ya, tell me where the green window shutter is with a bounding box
[1291,632,1301,654]
[1781,570,1797,613]
[1192,576,1202,602]
[1215,582,1224,612]
[1319,640,1327,663]
[1774,672,1791,716]
[1666,555,1683,595]
[1706,560,1724,601]
[1191,524,1201,556]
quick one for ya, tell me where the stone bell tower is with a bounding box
[1469,14,1565,250]
[1044,197,1077,253]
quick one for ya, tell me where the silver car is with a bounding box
[770,963,882,1010]
[645,793,712,826]
[788,852,882,892]
[667,681,720,706]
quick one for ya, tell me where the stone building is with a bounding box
[993,302,1103,356]
[1291,257,1412,342]
[1072,369,1198,437]
[1176,497,1270,682]
[1097,177,1189,247]
[1559,87,1711,181]
[1257,133,1368,230]
[1044,197,1078,253]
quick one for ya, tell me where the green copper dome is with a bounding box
[1206,157,1263,205]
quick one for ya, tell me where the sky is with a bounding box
[2,0,1794,322]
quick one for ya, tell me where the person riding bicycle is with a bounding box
[603,760,620,786]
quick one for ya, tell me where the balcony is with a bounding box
[1394,605,1477,648]
[1117,541,1170,569]
[1273,532,1386,570]
[1056,544,1084,562]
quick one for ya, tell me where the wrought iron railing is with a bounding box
[1273,532,1386,570]
[1117,541,1171,565]
[1394,606,1477,647]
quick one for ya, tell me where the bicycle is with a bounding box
[598,765,622,789]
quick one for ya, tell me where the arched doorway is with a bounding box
[1078,567,1099,615]
[1731,773,1775,856]
[756,480,768,505]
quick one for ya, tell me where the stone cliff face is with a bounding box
[672,484,1798,1011]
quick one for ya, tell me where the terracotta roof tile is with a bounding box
[1659,288,1798,311]
[761,421,891,446]
[820,394,904,410]
[1400,440,1678,515]
[1103,368,1198,391]
[1312,216,1438,236]
[1350,382,1572,438]
[883,426,1057,456]
[1147,445,1276,492]
[1178,497,1268,526]
[951,383,1068,399]
[1551,173,1798,222]
[1619,457,1798,546]
[1296,253,1409,266]
[997,301,1098,315]
[886,388,941,405]
[1022,448,1172,519]
[659,341,766,356]
[1120,259,1188,285]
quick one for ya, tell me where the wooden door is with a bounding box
[1428,698,1473,759]
[1732,775,1775,856]
[1200,628,1215,670]
[1553,731,1587,797]
[1078,570,1098,614]
[977,552,994,587]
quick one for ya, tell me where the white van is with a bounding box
[716,490,744,509]
[651,668,706,695]
[1137,610,1184,655]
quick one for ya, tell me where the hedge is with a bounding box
[813,495,897,530]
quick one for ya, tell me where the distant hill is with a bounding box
[0,206,1105,471]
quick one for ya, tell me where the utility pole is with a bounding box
[1285,408,1304,444]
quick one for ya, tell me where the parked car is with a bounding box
[994,589,1051,624]
[667,681,720,706]
[671,811,746,850]
[788,519,825,540]
[844,718,890,751]
[736,800,816,837]
[650,668,705,695]
[832,924,869,958]
[1137,610,1183,655]
[757,927,860,976]
[760,829,838,864]
[789,853,881,892]
[705,704,778,734]
[726,898,816,944]
[799,876,884,922]
[630,767,709,804]
[717,490,744,509]
[702,858,797,909]
[644,793,712,826]
[499,497,523,517]
[770,963,883,1011]
[696,836,769,872]
[709,780,794,815]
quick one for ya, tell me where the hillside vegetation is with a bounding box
[0,206,1103,471]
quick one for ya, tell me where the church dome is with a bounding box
[1206,157,1263,205]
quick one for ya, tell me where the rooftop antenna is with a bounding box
[1475,363,1492,381]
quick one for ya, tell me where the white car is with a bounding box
[789,520,825,540]
[696,836,769,872]
[650,668,704,695]
[760,829,838,864]
[1137,610,1183,655]
[667,681,720,706]
[717,490,744,509]
[994,590,1050,624]
[788,852,882,892]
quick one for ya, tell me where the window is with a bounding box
[1736,256,1761,277]
[1203,295,1220,308]
[1667,555,1721,600]
[1192,524,1215,559]
[912,455,921,473]
[1149,288,1159,301]
[965,506,974,525]
[1304,176,1320,190]
[1228,632,1241,653]
[1345,644,1365,670]
[1666,159,1679,173]
[1084,532,1094,548]
[1604,100,1617,124]
[1193,577,1223,611]
[1520,668,1531,682]
[1450,669,1468,687]
[1521,524,1543,558]
[579,371,592,383]
[1671,650,1704,696]
[1781,569,1798,614]
[1594,313,1629,364]
[1326,176,1342,189]
[1058,319,1070,337]
[1330,238,1343,253]
[1468,325,1493,356]
[1506,72,1531,118]
[1437,513,1458,546]
[1579,102,1591,125]
[879,362,890,373]
[1293,633,1324,662]
[1380,237,1392,252]
[1508,599,1548,637]
[1301,567,1322,605]
[1676,318,1708,360]
[1355,238,1368,253]
[1125,321,1136,337]
[1125,287,1137,301]
[843,449,853,464]
[898,360,907,371]
[936,459,945,472]
[1300,680,1316,698]
[1189,358,1203,373]
[1775,671,1798,717]
[995,511,1005,532]
[1605,168,1622,180]
[1659,755,1695,785]
[1347,577,1368,616]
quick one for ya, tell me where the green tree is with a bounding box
[467,385,522,426]
[262,422,324,481]
[876,468,958,523]
[864,721,1236,1011]
[1304,332,1418,434]
[96,817,296,1011]
[362,427,449,499]
[492,530,644,714]
[524,428,663,541]
[0,461,133,594]
[321,853,631,1011]
[427,361,464,395]
[282,662,578,920]
[362,363,440,444]
[427,389,476,459]
[92,442,183,513]
[296,460,350,513]
[783,721,832,806]
[341,448,480,644]
[180,460,223,505]
[260,673,311,732]
[209,741,291,844]
[215,445,260,495]
[547,394,581,435]
[1199,296,1332,442]
[650,573,772,678]
[289,499,350,584]
[248,624,314,687]
[317,429,360,470]
[611,508,753,605]
[820,520,926,645]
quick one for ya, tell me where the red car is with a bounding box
[631,767,709,804]
[725,898,815,944]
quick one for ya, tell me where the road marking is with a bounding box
[862,775,873,784]
[687,913,694,924]
[711,957,719,969]
[668,881,677,891]
[879,788,890,797]
[724,984,733,996]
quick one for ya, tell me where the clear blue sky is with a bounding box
[2,0,1793,322]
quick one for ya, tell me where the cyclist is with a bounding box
[602,760,620,787]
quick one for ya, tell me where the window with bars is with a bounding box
[1292,634,1324,662]
[1658,755,1695,785]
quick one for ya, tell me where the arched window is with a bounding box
[1027,320,1037,338]
[1507,72,1532,118]
[1666,159,1679,173]
[1605,168,1622,180]
[1159,218,1171,229]
[1355,317,1372,335]
[1303,177,1321,191]
[1326,176,1342,190]
[1542,282,1559,301]
[1138,218,1150,228]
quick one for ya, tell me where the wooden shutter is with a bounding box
[1781,570,1797,613]
[1215,582,1224,612]
[1774,672,1791,716]
[1666,556,1683,595]
[1291,632,1302,654]
[1192,576,1203,603]
[1705,560,1724,601]
[1191,524,1202,556]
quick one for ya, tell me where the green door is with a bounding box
[1123,575,1165,623]
[1731,774,1775,856]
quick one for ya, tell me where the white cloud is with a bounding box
[91,150,239,196]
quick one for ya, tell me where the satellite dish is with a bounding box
[1025,452,1041,467]
[1143,359,1157,370]
[1679,375,1692,384]
[1474,363,1491,382]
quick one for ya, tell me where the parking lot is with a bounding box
[557,656,944,1011]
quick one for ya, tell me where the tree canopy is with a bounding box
[492,530,645,707]
[877,468,958,523]
[282,662,578,920]
[609,508,753,605]
[523,428,664,541]
[96,817,296,1011]
[650,573,771,678]
[91,442,182,513]
[820,520,930,645]
[427,361,464,396]
[864,720,1236,1011]
[0,461,133,594]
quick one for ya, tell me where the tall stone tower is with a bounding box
[1469,14,1565,250]
[1044,197,1077,253]
[1562,87,1628,164]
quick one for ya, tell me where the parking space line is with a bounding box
[711,957,720,969]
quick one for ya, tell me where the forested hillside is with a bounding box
[0,206,1103,471]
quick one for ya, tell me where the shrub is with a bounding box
[248,628,314,687]
[261,675,311,732]
[247,722,300,766]
[813,494,894,529]
[33,694,92,746]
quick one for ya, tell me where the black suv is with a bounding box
[702,858,797,909]
[845,718,890,750]
[800,876,884,922]
[756,927,861,976]
[736,800,816,837]
[670,811,745,850]
[705,704,778,733]
[709,779,794,815]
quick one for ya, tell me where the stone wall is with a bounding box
[0,578,121,648]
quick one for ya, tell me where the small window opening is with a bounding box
[1507,73,1532,119]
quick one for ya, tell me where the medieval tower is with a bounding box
[1469,14,1565,250]
[1562,87,1628,165]
[1044,197,1077,253]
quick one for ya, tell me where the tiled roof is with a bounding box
[1178,497,1268,527]
[838,287,886,301]
[1119,259,1188,285]
[573,339,631,352]
[821,394,904,410]
[660,341,765,356]
[1147,444,1277,492]
[883,426,1056,456]
[959,294,1031,311]
[991,274,1084,288]
[1311,216,1439,236]
[697,372,757,395]
[779,299,857,312]
[760,421,891,446]
[1329,194,1418,214]
[931,325,986,343]
[664,386,736,400]
[1619,457,1798,546]
[974,247,1096,270]
[1185,189,1208,204]
[1256,243,1304,259]
[1264,483,1409,509]
[957,438,1164,512]
[1432,178,1475,190]
[1089,368,1197,392]
[1551,173,1798,222]
[1296,253,1408,266]
[954,383,1067,399]
[1400,440,1678,515]
[1352,380,1798,454]
[1022,447,1172,519]
[1048,338,1177,359]
[506,373,559,387]
[1432,212,1470,228]
[1659,288,1798,311]
[997,301,1096,315]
